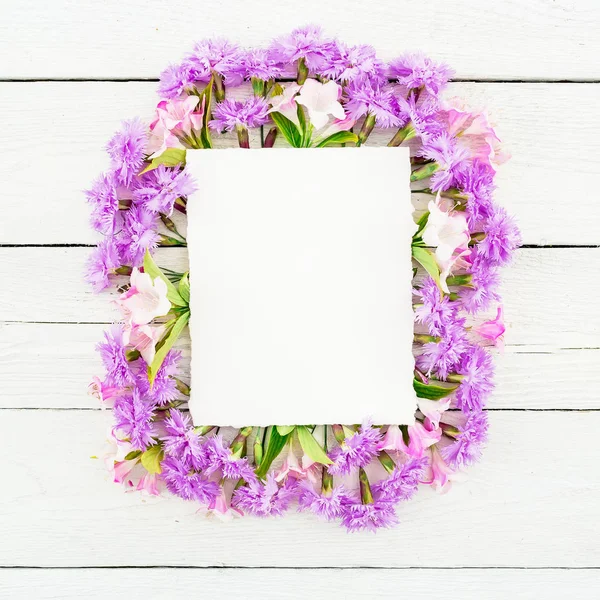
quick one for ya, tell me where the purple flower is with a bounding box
[162,409,207,470]
[414,276,459,336]
[133,165,196,216]
[106,118,147,186]
[161,455,221,504]
[318,42,385,83]
[420,133,470,191]
[344,78,403,129]
[270,25,335,73]
[157,62,199,99]
[97,325,133,387]
[397,93,443,141]
[453,159,496,226]
[297,480,348,520]
[459,256,501,313]
[417,321,469,379]
[442,411,489,467]
[453,345,495,411]
[117,204,160,267]
[339,493,398,532]
[113,388,156,450]
[135,350,181,406]
[85,172,121,235]
[233,473,297,517]
[240,48,283,81]
[328,423,382,475]
[389,52,454,95]
[185,38,245,87]
[476,205,521,266]
[84,239,121,293]
[209,97,270,132]
[372,457,427,503]
[204,436,257,482]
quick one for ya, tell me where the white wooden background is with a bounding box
[1,1,599,598]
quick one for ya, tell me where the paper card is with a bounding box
[186,147,417,427]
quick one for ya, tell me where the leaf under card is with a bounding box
[412,245,441,290]
[296,426,333,465]
[140,148,186,174]
[413,378,459,400]
[315,131,359,148]
[270,111,302,148]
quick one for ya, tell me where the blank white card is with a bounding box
[186,147,417,427]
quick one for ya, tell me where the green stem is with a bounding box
[114,265,133,276]
[414,333,441,344]
[263,126,278,148]
[160,214,186,241]
[388,123,416,147]
[254,427,264,468]
[447,373,465,384]
[445,274,473,287]
[359,467,374,505]
[410,162,440,182]
[331,424,346,445]
[173,377,190,396]
[236,125,250,149]
[356,113,376,146]
[230,426,254,458]
[159,234,187,247]
[377,450,396,475]
[194,425,215,436]
[213,73,226,102]
[297,58,309,85]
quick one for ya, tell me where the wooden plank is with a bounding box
[1,410,599,567]
[1,1,599,80]
[1,322,597,410]
[1,82,599,245]
[1,247,598,349]
[1,568,599,600]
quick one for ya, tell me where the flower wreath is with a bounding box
[86,25,520,532]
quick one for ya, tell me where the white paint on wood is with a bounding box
[1,322,598,410]
[1,247,598,349]
[1,82,599,245]
[1,568,599,600]
[1,0,598,79]
[1,410,599,567]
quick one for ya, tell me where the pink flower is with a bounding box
[417,397,451,429]
[128,324,166,364]
[422,446,467,494]
[155,95,204,137]
[204,483,243,522]
[147,119,184,159]
[276,442,310,482]
[475,306,505,348]
[136,471,160,496]
[268,83,301,124]
[380,422,441,459]
[314,115,355,142]
[117,268,171,327]
[87,376,123,408]
[442,100,510,170]
[296,79,346,129]
[112,457,139,485]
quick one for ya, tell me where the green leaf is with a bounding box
[140,444,164,474]
[123,450,142,461]
[255,427,290,479]
[200,79,213,149]
[270,111,302,147]
[296,426,333,465]
[296,104,309,146]
[413,378,459,400]
[143,250,187,308]
[178,272,190,304]
[140,148,186,174]
[315,131,359,148]
[412,245,441,289]
[148,311,190,384]
[276,425,296,436]
[413,211,430,239]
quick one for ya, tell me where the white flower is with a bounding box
[128,324,166,365]
[268,83,302,125]
[117,268,171,326]
[421,196,470,292]
[296,79,346,129]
